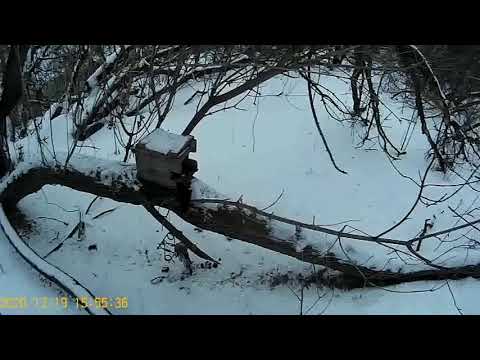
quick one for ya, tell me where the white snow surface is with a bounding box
[140,128,193,155]
[2,72,480,314]
[0,206,109,315]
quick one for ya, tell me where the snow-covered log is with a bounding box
[2,153,480,288]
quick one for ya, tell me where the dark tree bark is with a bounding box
[396,45,447,172]
[0,45,28,177]
[350,47,365,117]
[182,68,284,136]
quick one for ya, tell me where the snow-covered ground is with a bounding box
[2,73,480,314]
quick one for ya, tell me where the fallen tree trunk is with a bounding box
[2,153,480,289]
[0,154,382,282]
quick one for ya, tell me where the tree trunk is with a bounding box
[3,154,480,288]
[0,45,28,177]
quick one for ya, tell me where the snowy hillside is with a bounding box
[1,72,479,315]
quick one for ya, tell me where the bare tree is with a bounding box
[4,44,480,314]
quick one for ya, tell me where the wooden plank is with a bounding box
[135,130,196,188]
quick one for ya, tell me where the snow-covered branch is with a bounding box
[3,153,480,287]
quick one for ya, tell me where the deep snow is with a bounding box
[2,72,480,314]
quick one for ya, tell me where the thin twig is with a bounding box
[92,207,118,220]
[85,196,100,215]
[260,189,285,211]
[303,69,347,174]
[143,203,219,264]
[446,280,464,315]
[36,216,68,226]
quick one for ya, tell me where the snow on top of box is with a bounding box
[140,128,192,155]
